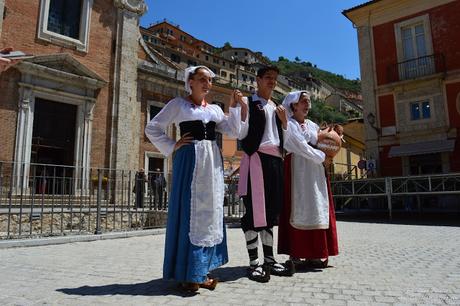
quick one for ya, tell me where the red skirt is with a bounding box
[277,154,339,259]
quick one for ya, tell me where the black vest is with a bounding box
[179,120,216,141]
[241,96,284,156]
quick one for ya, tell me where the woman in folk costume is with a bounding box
[145,66,248,292]
[278,91,339,270]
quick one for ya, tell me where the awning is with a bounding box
[388,139,455,157]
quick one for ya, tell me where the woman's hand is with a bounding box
[174,132,194,151]
[275,105,288,130]
[323,156,333,168]
[230,89,244,107]
[230,89,248,121]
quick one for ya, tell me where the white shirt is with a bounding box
[284,118,326,164]
[145,97,247,156]
[238,94,284,147]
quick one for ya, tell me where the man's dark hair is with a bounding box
[256,65,280,78]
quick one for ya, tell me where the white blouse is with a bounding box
[145,97,247,156]
[284,118,326,164]
[238,94,285,147]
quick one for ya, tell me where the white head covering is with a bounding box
[282,91,311,117]
[184,65,216,94]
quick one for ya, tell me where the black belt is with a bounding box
[179,120,216,141]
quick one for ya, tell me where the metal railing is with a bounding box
[0,161,245,239]
[387,53,445,83]
[0,162,170,239]
[332,172,460,220]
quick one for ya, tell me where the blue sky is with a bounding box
[141,0,366,80]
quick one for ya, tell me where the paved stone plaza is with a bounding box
[0,221,459,305]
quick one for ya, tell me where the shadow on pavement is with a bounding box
[57,266,249,297]
[211,265,247,282]
[57,279,199,297]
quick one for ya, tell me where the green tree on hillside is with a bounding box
[309,97,347,124]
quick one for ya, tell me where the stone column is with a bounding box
[0,0,4,37]
[357,24,380,174]
[13,87,34,192]
[80,100,94,193]
[111,0,147,172]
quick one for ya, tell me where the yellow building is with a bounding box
[331,119,366,180]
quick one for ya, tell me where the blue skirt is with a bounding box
[163,144,228,283]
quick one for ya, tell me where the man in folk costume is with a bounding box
[236,66,294,282]
[278,91,339,271]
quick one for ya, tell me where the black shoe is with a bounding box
[305,258,329,269]
[264,262,294,277]
[284,259,296,275]
[247,265,270,283]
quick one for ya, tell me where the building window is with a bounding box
[242,74,248,82]
[180,35,186,42]
[205,55,209,61]
[234,52,238,56]
[47,0,82,39]
[213,58,219,64]
[38,0,92,52]
[170,53,181,63]
[221,71,227,78]
[142,35,149,41]
[394,15,433,80]
[187,60,197,67]
[249,76,255,83]
[147,101,165,122]
[222,62,226,67]
[410,101,430,121]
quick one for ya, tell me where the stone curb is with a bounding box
[0,228,166,249]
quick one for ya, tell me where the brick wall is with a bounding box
[0,0,117,167]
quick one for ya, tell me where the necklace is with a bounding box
[187,96,207,108]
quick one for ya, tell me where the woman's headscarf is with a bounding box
[281,91,311,117]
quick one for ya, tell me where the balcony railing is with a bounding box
[387,53,445,83]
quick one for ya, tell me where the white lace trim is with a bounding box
[189,141,224,247]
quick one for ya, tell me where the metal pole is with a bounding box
[385,177,392,221]
[95,169,102,234]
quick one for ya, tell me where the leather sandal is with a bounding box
[199,277,218,290]
[180,282,200,292]
[265,262,294,277]
[247,265,270,283]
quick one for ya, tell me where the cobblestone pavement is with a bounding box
[0,221,459,305]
